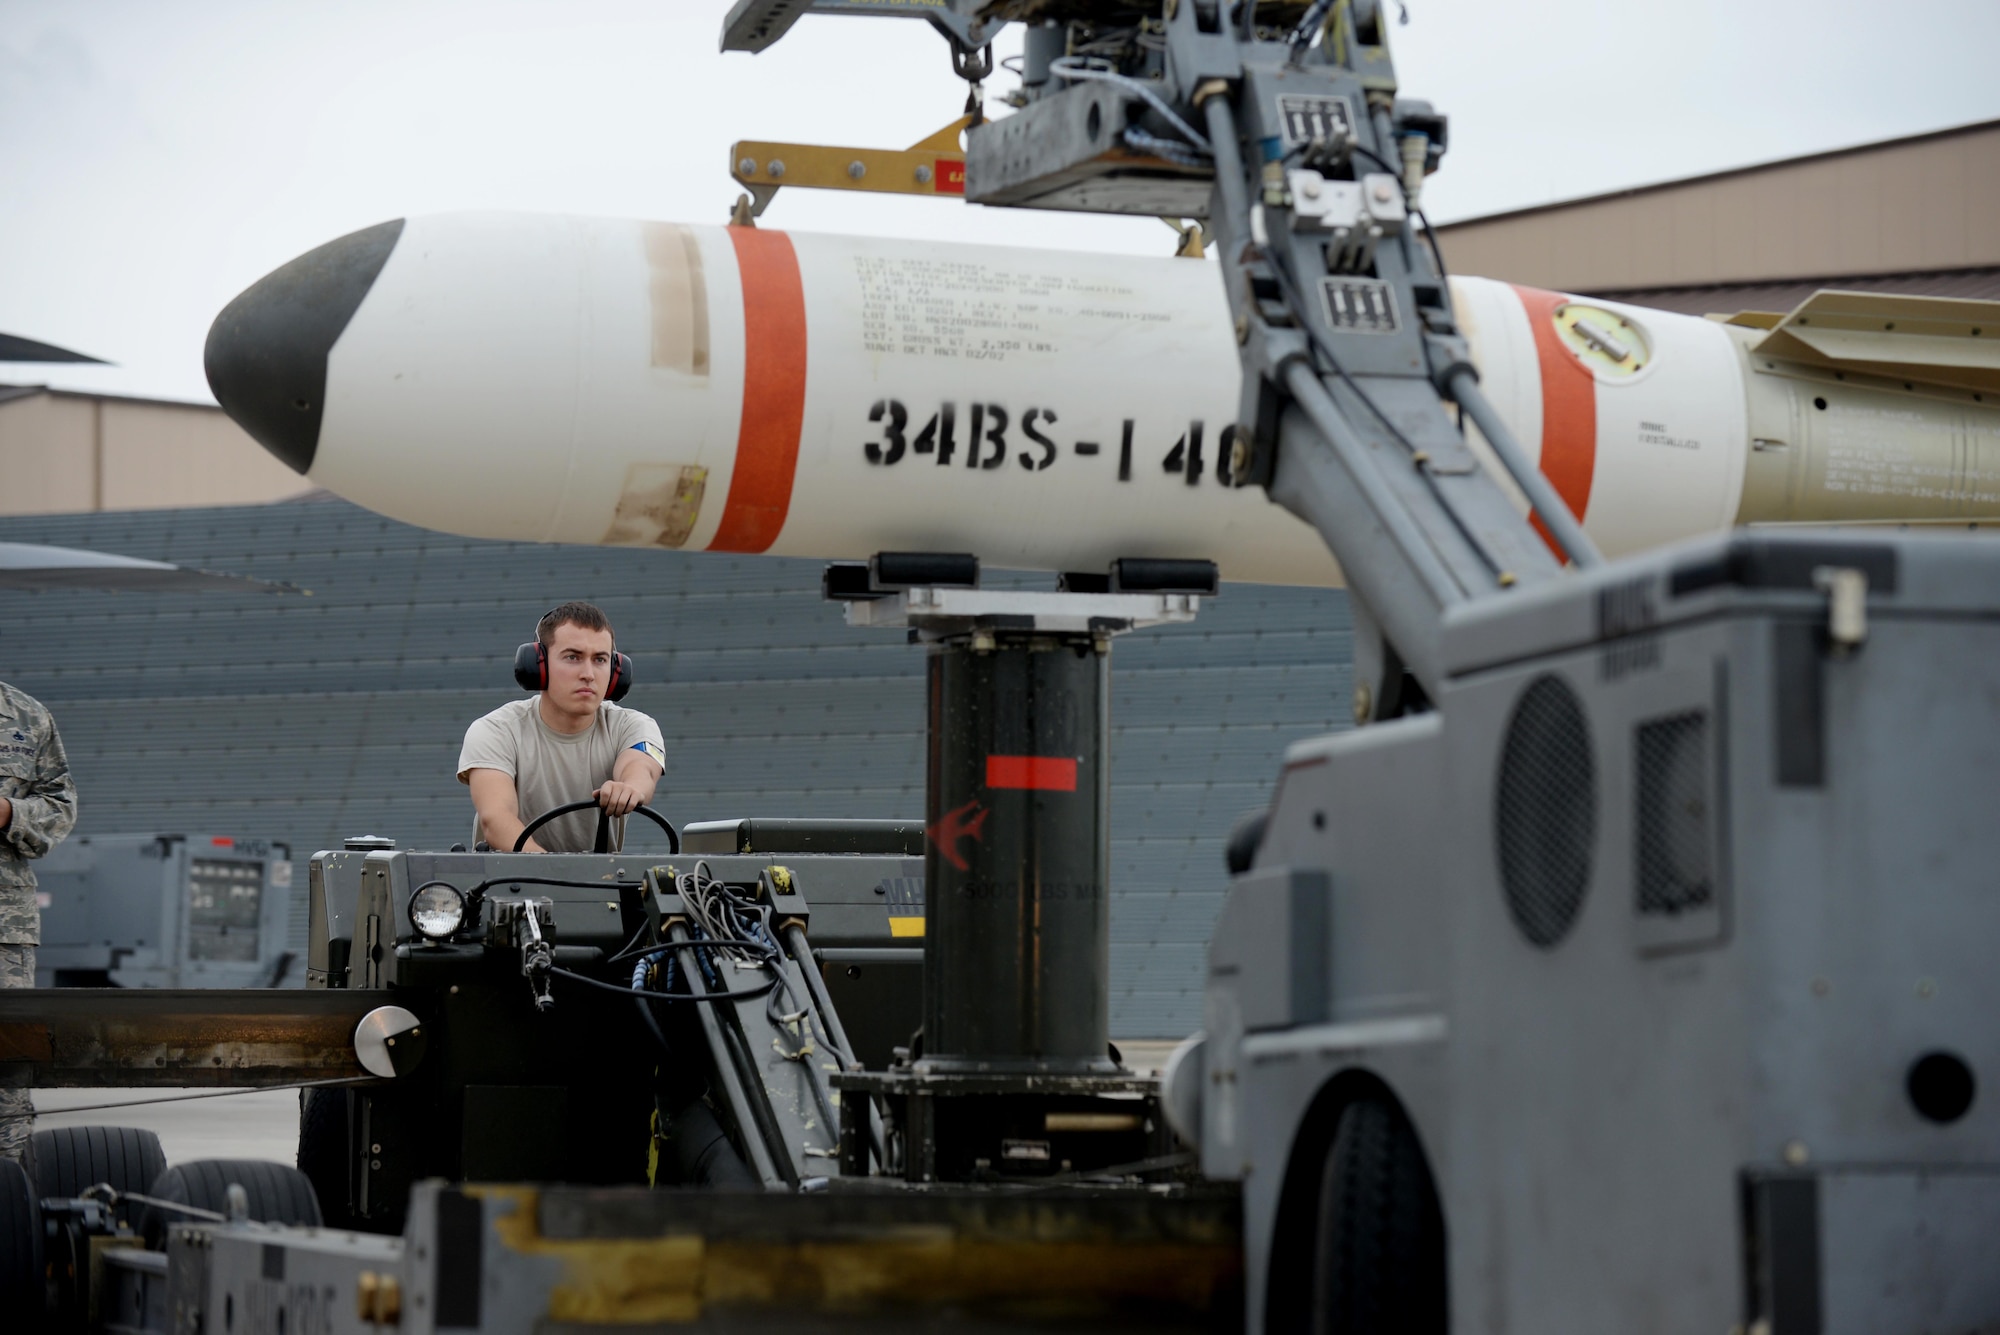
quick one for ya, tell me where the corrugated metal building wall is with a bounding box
[0,500,1351,1036]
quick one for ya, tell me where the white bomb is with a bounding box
[205,213,2000,585]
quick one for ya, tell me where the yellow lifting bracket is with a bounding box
[726,117,1210,262]
[1162,217,1207,259]
[728,116,974,225]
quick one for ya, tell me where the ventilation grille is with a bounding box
[1635,711,1714,918]
[1495,675,1596,948]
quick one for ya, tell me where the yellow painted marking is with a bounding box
[730,117,972,201]
[474,1185,1239,1323]
[475,1186,703,1324]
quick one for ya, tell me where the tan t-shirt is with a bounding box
[457,698,666,852]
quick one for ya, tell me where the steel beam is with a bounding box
[0,988,384,1088]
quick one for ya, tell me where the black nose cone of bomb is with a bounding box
[204,219,405,475]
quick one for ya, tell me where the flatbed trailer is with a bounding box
[97,1182,1241,1334]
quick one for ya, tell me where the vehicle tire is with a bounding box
[0,1157,46,1329]
[141,1159,322,1249]
[296,1089,355,1230]
[1310,1096,1446,1335]
[26,1125,167,1228]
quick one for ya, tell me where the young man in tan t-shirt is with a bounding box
[458,602,666,853]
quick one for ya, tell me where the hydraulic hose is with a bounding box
[1445,366,1603,569]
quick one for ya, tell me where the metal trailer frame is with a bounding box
[88,1180,1239,1334]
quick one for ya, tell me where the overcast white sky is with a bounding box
[4,0,1996,405]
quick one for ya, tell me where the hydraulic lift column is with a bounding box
[825,555,1212,1181]
[923,627,1112,1074]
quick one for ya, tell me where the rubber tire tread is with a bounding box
[142,1159,322,1249]
[0,1158,46,1329]
[27,1125,166,1228]
[1311,1097,1447,1335]
[296,1089,354,1230]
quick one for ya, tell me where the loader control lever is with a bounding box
[491,897,558,1010]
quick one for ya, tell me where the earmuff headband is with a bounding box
[513,607,632,702]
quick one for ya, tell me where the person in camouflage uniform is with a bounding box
[0,681,78,1160]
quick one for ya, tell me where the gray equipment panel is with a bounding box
[682,817,923,856]
[35,833,295,988]
[146,1219,400,1335]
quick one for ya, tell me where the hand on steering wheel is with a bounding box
[594,779,648,817]
[512,799,680,854]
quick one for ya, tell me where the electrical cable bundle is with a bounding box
[676,862,774,968]
[553,863,780,1006]
[664,863,856,1068]
[550,861,855,1072]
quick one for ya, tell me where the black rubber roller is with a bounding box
[141,1158,322,1248]
[0,1158,45,1329]
[26,1125,167,1228]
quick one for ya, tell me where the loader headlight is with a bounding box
[409,881,466,940]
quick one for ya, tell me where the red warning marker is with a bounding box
[985,755,1078,791]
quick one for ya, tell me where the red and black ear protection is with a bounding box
[515,610,632,702]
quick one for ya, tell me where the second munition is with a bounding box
[205,213,2000,584]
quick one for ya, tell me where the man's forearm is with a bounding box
[611,752,662,803]
[0,796,10,830]
[481,808,526,847]
[5,791,79,857]
[467,769,544,852]
[479,806,541,852]
[9,735,80,857]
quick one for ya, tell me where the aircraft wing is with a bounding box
[0,542,303,594]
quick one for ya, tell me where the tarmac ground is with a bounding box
[30,1087,303,1167]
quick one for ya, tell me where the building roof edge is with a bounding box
[1433,116,2000,232]
[0,383,224,413]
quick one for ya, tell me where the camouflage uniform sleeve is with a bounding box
[3,703,77,860]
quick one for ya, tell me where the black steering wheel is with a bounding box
[513,800,680,854]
